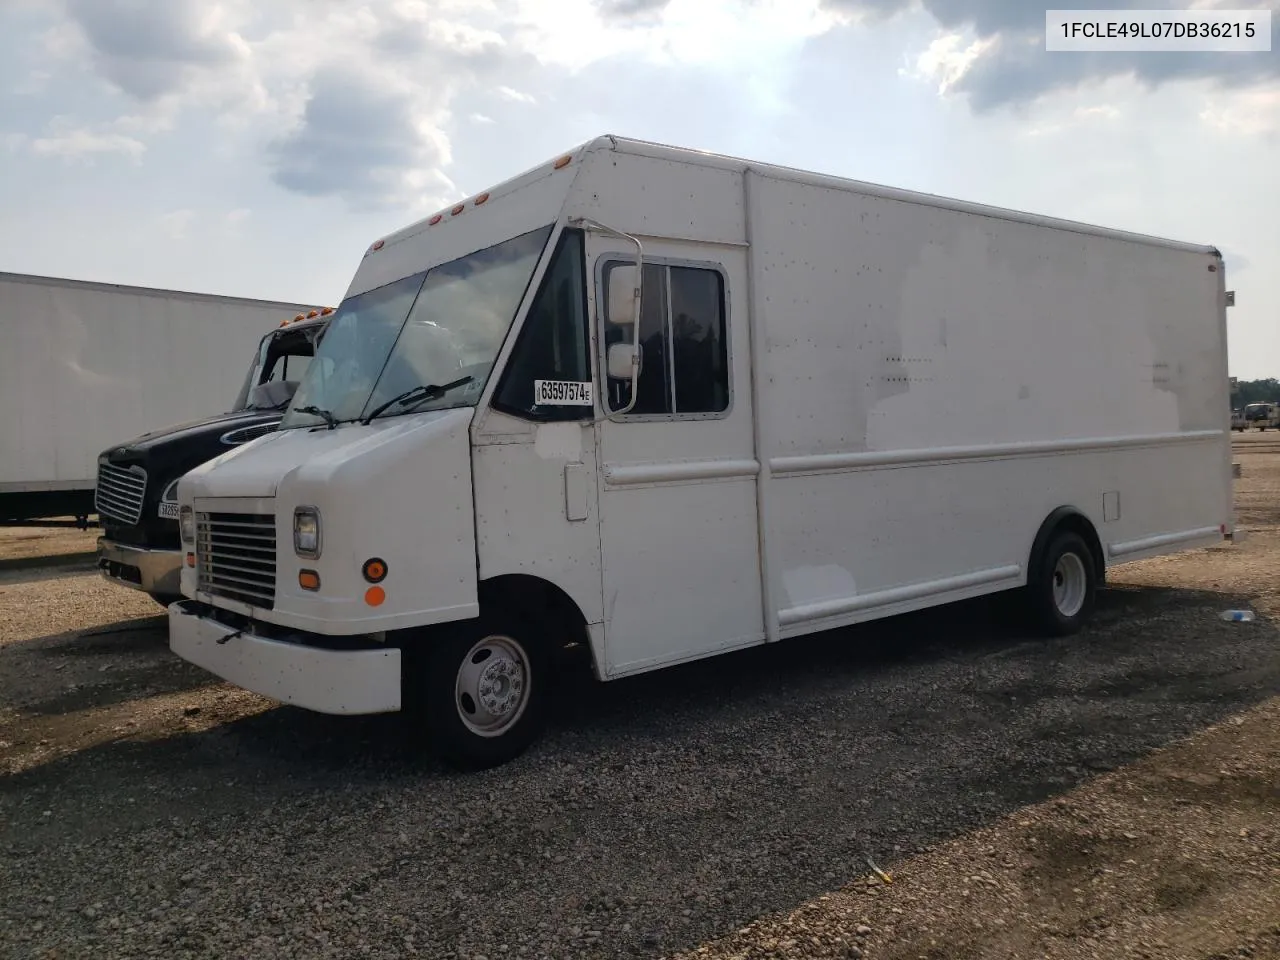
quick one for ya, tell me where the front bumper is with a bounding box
[97,537,182,597]
[167,601,402,715]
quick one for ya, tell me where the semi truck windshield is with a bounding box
[281,224,553,430]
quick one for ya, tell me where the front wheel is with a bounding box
[409,610,549,770]
[1027,530,1097,637]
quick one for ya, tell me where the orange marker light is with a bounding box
[307,310,319,319]
[299,569,320,591]
[364,586,386,607]
[474,192,490,205]
[295,314,305,321]
[362,557,387,583]
[553,154,572,169]
[450,203,465,216]
[320,306,334,316]
[429,214,443,225]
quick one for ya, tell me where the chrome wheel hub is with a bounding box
[454,635,530,738]
[1052,552,1087,619]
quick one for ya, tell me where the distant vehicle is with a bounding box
[1242,402,1279,431]
[1231,409,1247,431]
[166,134,1234,770]
[95,311,331,605]
[0,272,319,523]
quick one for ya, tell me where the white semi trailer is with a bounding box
[169,135,1234,769]
[0,272,319,522]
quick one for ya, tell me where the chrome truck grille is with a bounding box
[95,461,147,525]
[195,512,277,608]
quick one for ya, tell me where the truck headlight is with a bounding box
[179,506,194,543]
[293,507,321,559]
[161,479,180,503]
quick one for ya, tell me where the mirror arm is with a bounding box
[567,216,643,420]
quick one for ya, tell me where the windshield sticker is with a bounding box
[534,380,593,406]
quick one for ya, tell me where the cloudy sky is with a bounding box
[1,0,1277,377]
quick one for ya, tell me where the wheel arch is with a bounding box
[1028,507,1105,585]
[477,573,595,663]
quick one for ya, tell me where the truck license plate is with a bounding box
[157,502,179,519]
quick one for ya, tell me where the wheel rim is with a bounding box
[1052,552,1087,618]
[454,634,531,738]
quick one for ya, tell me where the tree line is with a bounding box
[1231,379,1280,408]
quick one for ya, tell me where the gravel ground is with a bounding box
[0,521,97,569]
[2,435,1279,960]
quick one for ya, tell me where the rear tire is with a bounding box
[409,608,549,771]
[1027,530,1097,637]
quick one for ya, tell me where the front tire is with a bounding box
[1027,530,1097,637]
[411,609,549,770]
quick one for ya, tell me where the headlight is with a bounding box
[179,506,194,543]
[293,506,321,559]
[161,479,180,503]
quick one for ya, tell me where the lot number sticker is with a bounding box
[534,380,593,406]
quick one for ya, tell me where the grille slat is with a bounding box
[95,462,148,525]
[196,510,276,608]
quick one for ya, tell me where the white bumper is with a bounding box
[168,602,402,715]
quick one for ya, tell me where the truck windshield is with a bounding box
[232,324,323,412]
[280,224,553,430]
[231,333,276,412]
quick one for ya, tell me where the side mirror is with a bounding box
[606,264,639,326]
[607,342,641,380]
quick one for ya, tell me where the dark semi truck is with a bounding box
[95,310,331,605]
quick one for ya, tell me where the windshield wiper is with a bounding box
[295,404,338,429]
[361,376,474,425]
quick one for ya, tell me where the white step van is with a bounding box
[169,135,1234,768]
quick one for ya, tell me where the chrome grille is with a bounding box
[95,461,147,525]
[196,511,276,608]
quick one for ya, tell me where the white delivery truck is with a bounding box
[170,135,1234,769]
[0,271,320,522]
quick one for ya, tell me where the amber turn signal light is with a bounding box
[361,557,387,583]
[299,569,321,591]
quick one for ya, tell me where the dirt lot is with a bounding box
[1,436,1278,960]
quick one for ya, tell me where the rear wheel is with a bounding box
[410,609,549,770]
[1027,530,1097,637]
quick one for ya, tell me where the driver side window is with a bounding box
[493,228,591,421]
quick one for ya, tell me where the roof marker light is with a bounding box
[320,306,334,316]
[371,239,385,251]
[429,214,443,225]
[474,192,490,205]
[553,154,572,169]
[307,310,319,319]
[451,203,465,216]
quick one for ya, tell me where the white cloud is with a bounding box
[32,0,844,211]
[158,209,196,240]
[906,31,996,95]
[28,126,146,162]
[1200,84,1280,136]
[497,85,537,104]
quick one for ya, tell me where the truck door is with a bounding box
[588,238,765,676]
